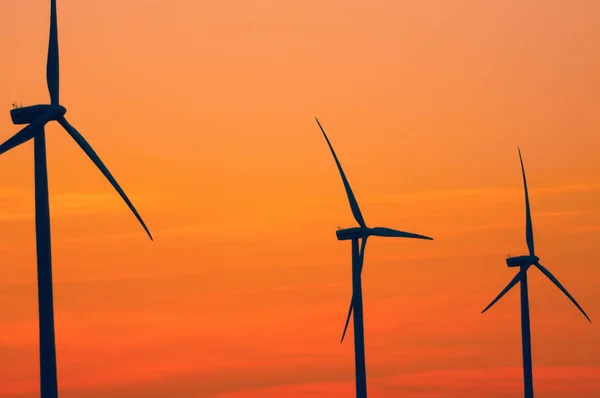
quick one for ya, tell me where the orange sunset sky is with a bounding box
[1,0,599,397]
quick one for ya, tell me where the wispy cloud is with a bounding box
[370,184,597,205]
[375,366,600,396]
[56,222,237,244]
[560,224,600,235]
[0,185,33,196]
[0,191,157,223]
[207,366,600,398]
[0,210,33,222]
[51,193,124,213]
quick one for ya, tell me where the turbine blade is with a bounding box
[47,0,59,104]
[340,237,368,343]
[340,300,353,344]
[535,263,591,322]
[481,271,522,314]
[371,227,433,240]
[358,234,368,264]
[518,148,535,256]
[57,116,153,240]
[315,117,366,228]
[0,120,46,156]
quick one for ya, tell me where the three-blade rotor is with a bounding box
[481,148,590,323]
[316,118,433,343]
[0,0,152,241]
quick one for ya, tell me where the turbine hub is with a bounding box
[336,226,365,241]
[506,254,539,267]
[51,104,67,117]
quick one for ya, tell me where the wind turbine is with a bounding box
[315,118,433,398]
[481,148,591,398]
[1,1,153,397]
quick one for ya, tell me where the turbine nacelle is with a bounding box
[336,226,370,241]
[10,104,66,125]
[506,254,539,268]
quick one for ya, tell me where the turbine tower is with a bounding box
[0,1,153,397]
[481,148,591,398]
[315,118,433,398]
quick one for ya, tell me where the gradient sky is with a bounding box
[1,0,599,397]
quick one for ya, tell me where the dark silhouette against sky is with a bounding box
[0,1,153,397]
[316,117,433,398]
[481,148,591,398]
[1,2,598,398]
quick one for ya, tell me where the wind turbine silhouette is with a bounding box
[1,1,153,397]
[481,148,591,398]
[315,118,433,398]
